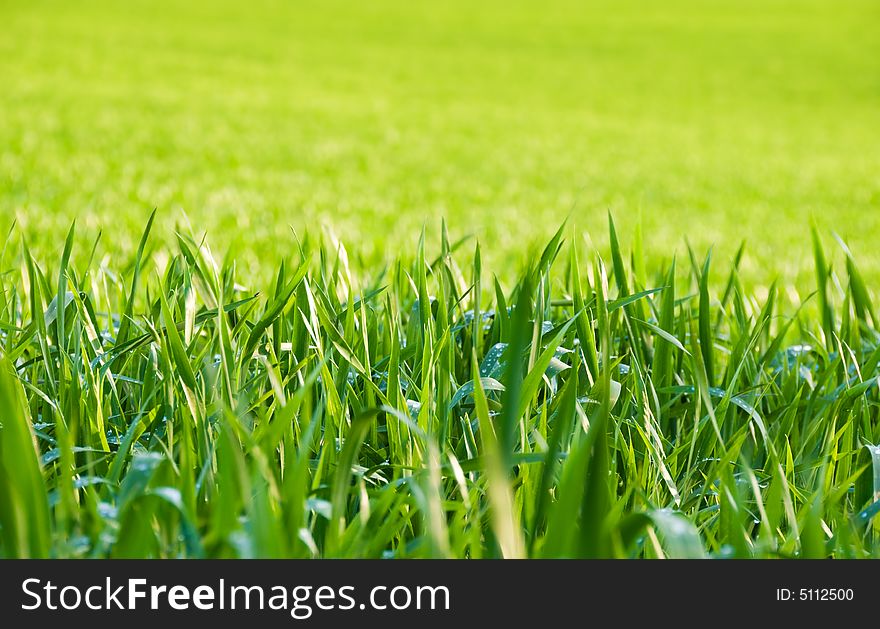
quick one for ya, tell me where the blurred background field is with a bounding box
[1,0,878,284]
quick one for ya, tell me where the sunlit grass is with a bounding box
[1,0,879,284]
[1,214,878,558]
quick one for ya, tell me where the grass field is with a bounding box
[1,1,879,559]
[1,216,880,558]
[2,0,879,283]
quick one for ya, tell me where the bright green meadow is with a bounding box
[0,1,879,558]
[2,0,879,281]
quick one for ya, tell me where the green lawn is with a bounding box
[2,0,878,284]
[1,1,880,560]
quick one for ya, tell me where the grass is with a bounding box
[1,0,878,559]
[0,214,879,559]
[2,0,879,285]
